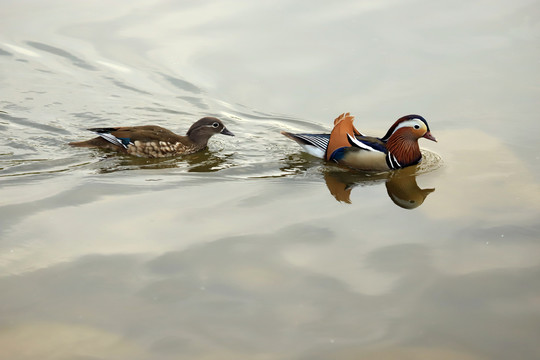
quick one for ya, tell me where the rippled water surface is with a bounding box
[1,1,540,359]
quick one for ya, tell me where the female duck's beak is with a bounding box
[423,131,437,142]
[221,127,235,136]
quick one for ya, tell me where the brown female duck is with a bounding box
[69,117,234,158]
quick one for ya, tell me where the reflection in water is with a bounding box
[186,150,235,172]
[281,151,438,209]
[324,166,434,209]
[385,171,435,209]
[93,149,236,173]
[323,169,385,204]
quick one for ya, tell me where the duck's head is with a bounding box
[187,117,234,141]
[382,115,437,142]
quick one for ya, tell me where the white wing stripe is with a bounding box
[98,133,127,149]
[347,134,377,152]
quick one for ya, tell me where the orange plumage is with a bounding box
[325,113,362,161]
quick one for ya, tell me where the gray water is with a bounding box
[1,1,540,359]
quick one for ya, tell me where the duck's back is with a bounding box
[90,125,181,143]
[70,125,198,158]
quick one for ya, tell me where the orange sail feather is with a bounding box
[325,113,361,161]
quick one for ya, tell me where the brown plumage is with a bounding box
[385,129,423,167]
[69,117,234,158]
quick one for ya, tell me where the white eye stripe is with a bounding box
[212,122,220,128]
[393,119,425,133]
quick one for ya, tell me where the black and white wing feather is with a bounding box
[281,132,329,158]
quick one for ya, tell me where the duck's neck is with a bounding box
[187,132,212,147]
[386,133,422,167]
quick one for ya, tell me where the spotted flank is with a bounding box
[126,140,193,158]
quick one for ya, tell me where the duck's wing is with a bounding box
[88,126,180,148]
[281,131,329,158]
[333,113,363,136]
[326,113,365,161]
[85,127,131,149]
[346,135,387,153]
[281,113,367,160]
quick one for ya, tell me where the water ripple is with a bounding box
[26,41,98,71]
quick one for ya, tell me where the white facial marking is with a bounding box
[393,119,426,134]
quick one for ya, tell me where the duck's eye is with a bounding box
[212,122,220,128]
[413,124,420,129]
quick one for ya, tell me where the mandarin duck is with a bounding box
[281,113,436,171]
[69,117,234,158]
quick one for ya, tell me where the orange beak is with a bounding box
[423,131,437,142]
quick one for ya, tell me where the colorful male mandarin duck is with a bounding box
[281,113,436,171]
[69,117,234,158]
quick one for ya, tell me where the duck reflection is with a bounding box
[280,153,435,209]
[94,149,233,173]
[185,150,234,172]
[324,166,435,209]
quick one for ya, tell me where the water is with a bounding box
[1,1,540,359]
